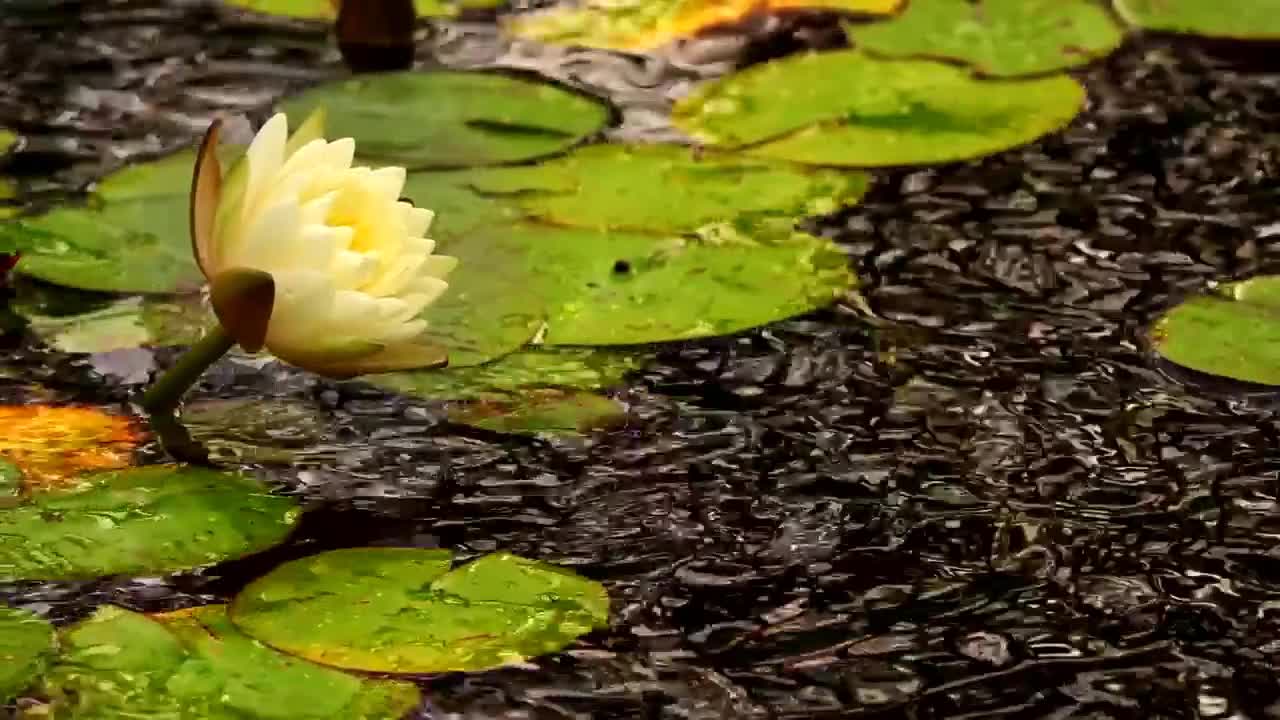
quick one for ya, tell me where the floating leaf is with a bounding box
[279,72,610,170]
[0,129,15,206]
[508,0,900,51]
[0,405,142,491]
[0,459,20,500]
[13,293,207,354]
[0,606,54,704]
[370,347,646,435]
[1114,0,1280,39]
[1,194,202,294]
[462,143,869,234]
[0,465,299,581]
[224,0,502,19]
[672,51,1085,167]
[1151,276,1280,386]
[230,548,609,673]
[180,398,332,464]
[34,605,420,719]
[849,0,1125,78]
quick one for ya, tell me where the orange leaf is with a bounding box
[0,406,143,492]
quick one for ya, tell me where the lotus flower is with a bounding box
[190,112,456,378]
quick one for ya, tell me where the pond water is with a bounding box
[4,2,1280,719]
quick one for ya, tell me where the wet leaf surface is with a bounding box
[1115,0,1280,38]
[673,51,1086,166]
[0,606,54,704]
[32,604,421,719]
[849,0,1126,77]
[0,465,299,581]
[13,292,207,354]
[1151,276,1280,385]
[507,0,901,51]
[462,143,869,233]
[279,72,610,169]
[230,548,609,673]
[0,405,142,491]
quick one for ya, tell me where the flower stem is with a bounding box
[141,325,236,464]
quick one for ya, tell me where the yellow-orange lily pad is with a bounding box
[0,405,143,492]
[506,0,902,52]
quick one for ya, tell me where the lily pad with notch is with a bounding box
[32,604,421,719]
[0,465,299,582]
[279,71,611,170]
[672,51,1086,167]
[1151,276,1280,386]
[229,548,609,673]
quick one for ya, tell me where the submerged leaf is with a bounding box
[0,465,298,581]
[450,388,627,435]
[34,605,420,719]
[672,51,1085,167]
[12,292,207,354]
[230,548,609,673]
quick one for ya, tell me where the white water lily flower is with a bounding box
[190,111,456,378]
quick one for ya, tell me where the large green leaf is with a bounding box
[506,223,853,346]
[0,465,299,581]
[1151,276,1280,386]
[849,0,1125,78]
[672,51,1086,167]
[33,605,421,719]
[224,0,502,19]
[1114,0,1280,39]
[1,195,202,294]
[0,606,54,704]
[462,143,869,234]
[279,72,610,169]
[230,548,609,673]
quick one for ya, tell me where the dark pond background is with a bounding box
[5,2,1280,718]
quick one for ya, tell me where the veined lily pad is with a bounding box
[229,548,609,673]
[461,144,869,234]
[507,0,901,52]
[0,606,54,704]
[672,51,1086,167]
[0,405,142,492]
[369,347,646,435]
[849,0,1125,78]
[1151,276,1280,386]
[0,465,298,581]
[1114,0,1280,39]
[225,0,501,19]
[279,72,610,169]
[33,605,420,719]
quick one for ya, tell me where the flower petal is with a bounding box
[190,119,223,279]
[242,113,289,223]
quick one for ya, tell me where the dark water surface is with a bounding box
[5,3,1280,718]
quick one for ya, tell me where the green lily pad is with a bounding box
[225,0,501,19]
[0,465,299,582]
[672,51,1086,167]
[279,71,610,170]
[1,194,202,294]
[1151,276,1280,386]
[1114,0,1280,39]
[504,223,853,346]
[370,347,645,436]
[401,168,520,242]
[34,605,421,719]
[462,143,869,234]
[849,0,1125,78]
[0,459,21,501]
[14,293,207,353]
[229,548,609,673]
[0,606,54,704]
